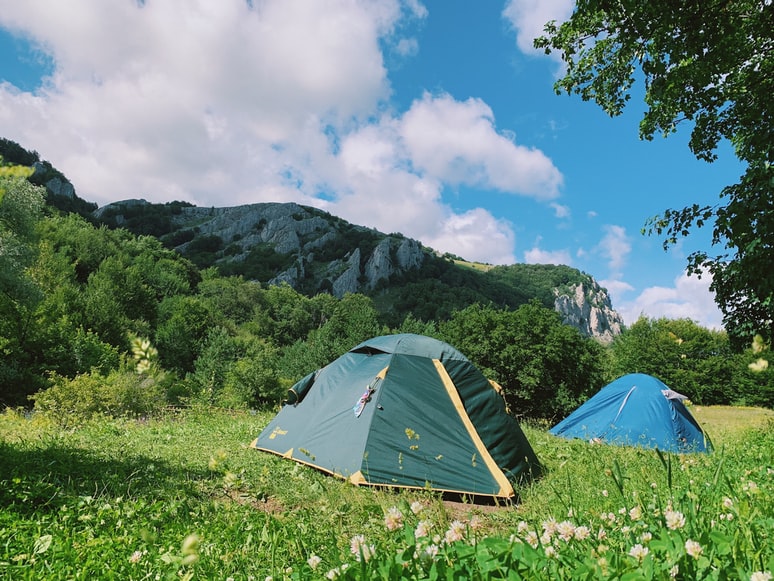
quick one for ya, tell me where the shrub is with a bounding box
[31,367,167,427]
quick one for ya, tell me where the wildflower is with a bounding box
[685,539,702,559]
[669,565,679,578]
[517,521,530,534]
[574,525,590,541]
[350,535,375,562]
[525,531,539,548]
[629,506,642,521]
[545,546,557,558]
[664,509,686,530]
[415,520,432,539]
[597,528,607,541]
[640,532,652,544]
[722,497,734,509]
[444,520,466,543]
[384,506,404,531]
[469,515,484,531]
[601,489,609,497]
[542,517,558,536]
[129,550,143,564]
[557,521,576,542]
[423,544,439,558]
[628,544,649,561]
[307,555,322,570]
[750,572,773,581]
[744,480,760,494]
[264,577,272,581]
[325,568,340,580]
[410,501,424,515]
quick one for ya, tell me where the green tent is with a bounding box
[252,334,541,498]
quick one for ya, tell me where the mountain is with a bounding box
[94,199,624,342]
[2,137,623,341]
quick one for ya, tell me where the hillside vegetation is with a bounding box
[1,142,772,417]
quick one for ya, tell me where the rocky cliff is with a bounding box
[554,282,624,343]
[94,199,624,341]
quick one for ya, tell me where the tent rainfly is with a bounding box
[550,373,711,453]
[252,334,542,498]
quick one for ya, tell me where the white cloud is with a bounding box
[613,272,724,330]
[596,224,631,275]
[0,1,573,268]
[427,208,516,265]
[399,92,563,199]
[550,202,570,218]
[502,0,574,57]
[524,246,572,266]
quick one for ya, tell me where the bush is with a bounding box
[31,367,167,427]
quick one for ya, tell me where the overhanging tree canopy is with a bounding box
[535,0,774,345]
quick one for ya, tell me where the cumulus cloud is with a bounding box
[502,0,574,57]
[524,245,572,266]
[610,272,723,330]
[596,225,631,275]
[0,0,569,266]
[400,92,563,199]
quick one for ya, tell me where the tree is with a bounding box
[535,0,774,345]
[609,316,736,404]
[440,301,606,420]
[0,166,46,405]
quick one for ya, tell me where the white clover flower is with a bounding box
[129,550,143,564]
[415,520,432,539]
[525,531,539,548]
[574,525,590,541]
[350,535,375,561]
[665,509,686,530]
[444,520,466,543]
[640,532,652,544]
[629,506,642,521]
[307,555,322,570]
[597,528,607,541]
[542,518,558,535]
[557,520,575,542]
[722,497,734,509]
[685,539,702,559]
[410,501,424,515]
[384,506,403,531]
[469,515,484,531]
[669,565,679,578]
[628,544,649,561]
[545,545,557,558]
[601,489,609,497]
[750,572,773,581]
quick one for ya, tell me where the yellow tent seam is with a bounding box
[433,359,514,498]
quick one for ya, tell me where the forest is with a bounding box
[1,156,772,427]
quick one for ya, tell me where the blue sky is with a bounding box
[0,0,743,328]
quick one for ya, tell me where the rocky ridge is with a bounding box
[95,199,624,342]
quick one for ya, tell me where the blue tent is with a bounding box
[550,373,711,453]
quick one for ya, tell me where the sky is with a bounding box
[0,0,744,329]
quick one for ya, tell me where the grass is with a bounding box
[1,405,772,579]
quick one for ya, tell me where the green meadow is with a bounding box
[1,405,772,580]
